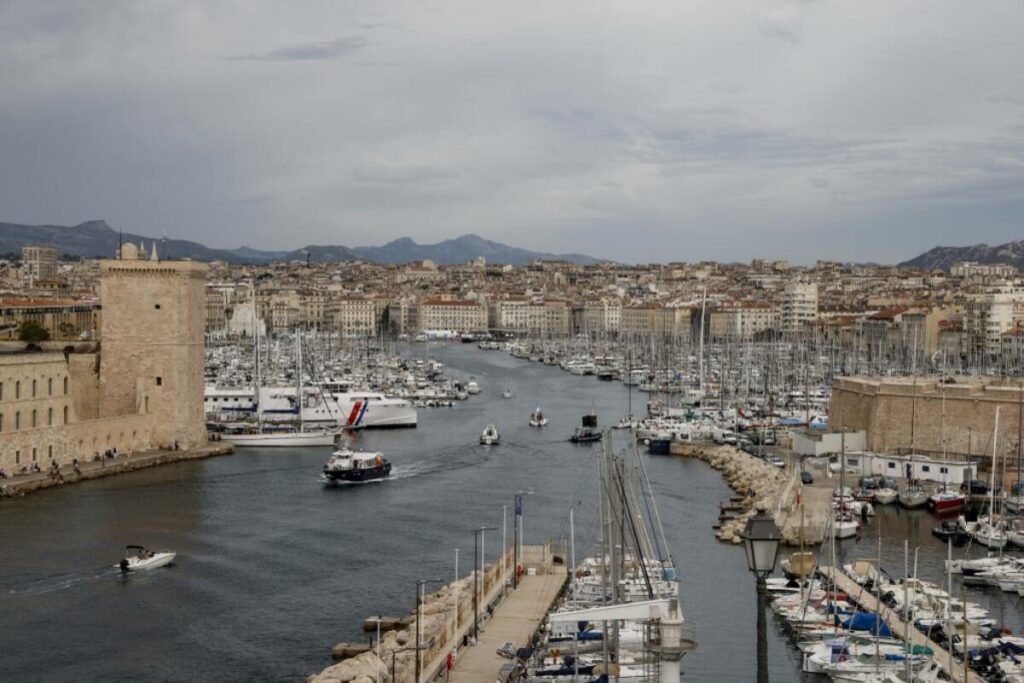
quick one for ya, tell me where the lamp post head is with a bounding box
[742,507,782,579]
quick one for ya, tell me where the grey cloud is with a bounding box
[229,37,367,61]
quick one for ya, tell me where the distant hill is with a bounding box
[0,220,603,266]
[899,241,1024,272]
[350,234,600,265]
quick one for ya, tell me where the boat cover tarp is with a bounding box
[839,612,893,638]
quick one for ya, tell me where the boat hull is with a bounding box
[324,462,391,483]
[221,431,337,447]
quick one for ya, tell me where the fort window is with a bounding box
[63,376,68,394]
[48,378,52,395]
[64,406,69,424]
[0,381,3,400]
[0,413,3,431]
[15,412,20,429]
[32,448,36,461]
[154,304,162,310]
[48,445,52,459]
[156,377,162,387]
[31,409,37,427]
[15,450,20,464]
[48,408,53,426]
[15,381,20,399]
[32,379,36,397]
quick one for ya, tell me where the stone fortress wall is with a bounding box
[0,254,208,472]
[831,376,1024,459]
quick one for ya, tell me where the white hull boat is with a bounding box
[117,546,176,572]
[480,424,500,446]
[220,430,338,447]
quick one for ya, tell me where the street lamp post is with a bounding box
[415,578,443,683]
[513,490,532,589]
[390,645,425,683]
[473,526,497,642]
[742,508,782,683]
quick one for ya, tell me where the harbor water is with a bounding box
[1,344,1021,682]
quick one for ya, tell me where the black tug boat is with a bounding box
[570,412,602,443]
[323,448,392,483]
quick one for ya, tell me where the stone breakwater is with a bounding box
[0,444,234,498]
[672,443,806,545]
[309,553,512,683]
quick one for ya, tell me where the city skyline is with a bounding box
[1,1,1022,263]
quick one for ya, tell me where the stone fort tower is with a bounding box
[99,247,208,449]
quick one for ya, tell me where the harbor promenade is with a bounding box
[446,566,567,683]
[819,565,981,683]
[0,442,234,498]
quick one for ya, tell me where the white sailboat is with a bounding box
[221,332,339,447]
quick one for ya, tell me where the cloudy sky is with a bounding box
[1,1,1022,263]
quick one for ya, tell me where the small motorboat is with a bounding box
[502,389,513,399]
[323,448,391,483]
[928,489,966,514]
[480,424,501,446]
[834,513,860,539]
[529,408,548,427]
[570,411,602,443]
[117,545,176,572]
[466,379,481,395]
[932,519,968,546]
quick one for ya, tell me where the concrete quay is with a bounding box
[310,541,568,683]
[0,442,234,498]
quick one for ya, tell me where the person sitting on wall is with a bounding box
[73,459,81,475]
[31,462,41,473]
[0,468,7,479]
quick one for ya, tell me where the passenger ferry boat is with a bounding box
[322,448,392,483]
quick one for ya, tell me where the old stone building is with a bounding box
[0,253,208,472]
[830,376,1024,459]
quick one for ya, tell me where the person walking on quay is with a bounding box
[73,458,81,476]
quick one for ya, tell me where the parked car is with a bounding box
[800,470,814,485]
[962,479,990,495]
[764,453,786,468]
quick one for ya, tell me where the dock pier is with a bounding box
[310,540,568,683]
[818,565,982,683]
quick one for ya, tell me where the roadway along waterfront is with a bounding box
[1,343,1021,682]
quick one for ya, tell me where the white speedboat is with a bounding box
[219,429,338,447]
[834,514,860,539]
[117,546,176,572]
[529,408,548,427]
[480,424,500,446]
[466,379,481,395]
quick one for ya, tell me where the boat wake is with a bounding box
[3,567,123,598]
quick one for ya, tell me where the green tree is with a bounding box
[17,320,51,342]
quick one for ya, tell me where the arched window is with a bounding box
[64,406,69,424]
[31,409,37,427]
[48,407,53,426]
[15,412,20,429]
[48,378,53,395]
[63,377,68,395]
[31,379,36,397]
[15,381,20,399]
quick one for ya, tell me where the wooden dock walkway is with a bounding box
[445,567,567,683]
[818,566,981,683]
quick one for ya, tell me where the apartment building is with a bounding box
[418,299,487,333]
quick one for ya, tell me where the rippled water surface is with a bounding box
[2,344,1021,682]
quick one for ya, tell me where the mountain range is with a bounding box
[899,240,1024,272]
[0,220,602,266]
